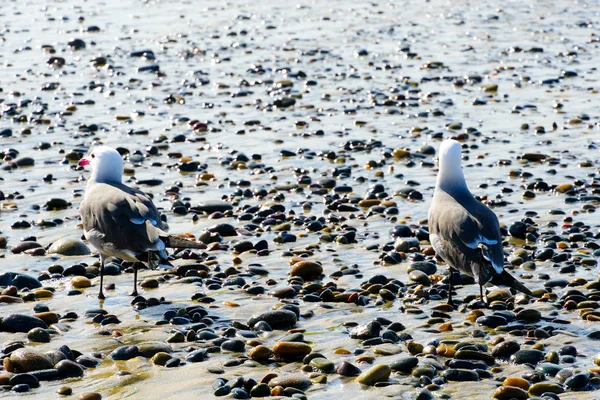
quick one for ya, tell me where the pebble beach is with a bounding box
[0,0,599,399]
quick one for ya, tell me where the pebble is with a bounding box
[247,310,297,330]
[273,342,312,359]
[355,364,391,385]
[48,238,90,255]
[267,374,311,390]
[71,276,92,289]
[289,261,323,279]
[27,327,51,342]
[8,349,54,372]
[1,314,47,332]
[55,360,84,378]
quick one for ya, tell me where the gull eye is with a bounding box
[91,154,96,158]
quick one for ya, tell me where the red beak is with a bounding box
[79,157,90,167]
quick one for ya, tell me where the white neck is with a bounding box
[436,140,468,192]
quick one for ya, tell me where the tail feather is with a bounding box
[161,235,207,250]
[490,270,534,297]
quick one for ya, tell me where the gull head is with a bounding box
[79,146,124,183]
[436,139,467,190]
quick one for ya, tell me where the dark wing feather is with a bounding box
[80,182,167,255]
[429,190,504,284]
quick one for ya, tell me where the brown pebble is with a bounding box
[79,393,102,400]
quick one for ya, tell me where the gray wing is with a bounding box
[80,182,168,256]
[429,191,504,283]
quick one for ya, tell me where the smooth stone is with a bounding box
[442,369,479,381]
[492,341,520,359]
[9,373,39,388]
[349,321,381,340]
[34,312,59,325]
[71,276,92,289]
[492,386,528,400]
[151,352,172,366]
[289,261,323,279]
[221,339,246,352]
[336,361,361,376]
[476,315,507,328]
[516,309,542,322]
[10,242,43,254]
[268,374,311,390]
[12,384,31,392]
[535,362,562,377]
[564,372,590,390]
[453,349,495,365]
[1,314,47,333]
[48,238,90,256]
[309,357,335,373]
[356,364,391,385]
[511,349,545,365]
[185,349,208,362]
[79,393,102,400]
[408,270,431,286]
[133,341,170,358]
[0,295,23,304]
[407,261,437,275]
[250,383,271,397]
[76,355,100,368]
[57,386,72,395]
[140,279,159,289]
[248,345,272,362]
[55,360,84,378]
[273,342,311,359]
[109,345,139,360]
[390,356,419,373]
[27,327,50,343]
[247,310,297,330]
[528,382,565,396]
[9,349,54,372]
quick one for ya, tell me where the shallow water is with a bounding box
[0,0,599,398]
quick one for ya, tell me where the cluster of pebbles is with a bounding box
[0,0,599,399]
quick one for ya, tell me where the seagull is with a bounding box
[428,139,532,305]
[79,146,204,299]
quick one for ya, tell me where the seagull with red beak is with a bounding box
[79,146,203,299]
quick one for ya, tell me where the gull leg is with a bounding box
[98,255,106,300]
[130,262,139,297]
[447,268,454,307]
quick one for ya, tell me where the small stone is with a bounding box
[57,386,73,395]
[528,382,565,396]
[109,345,139,360]
[48,238,90,255]
[355,364,391,385]
[336,361,361,376]
[1,314,47,333]
[55,360,84,378]
[71,276,92,289]
[151,352,172,366]
[442,369,479,381]
[221,339,245,352]
[492,386,528,400]
[248,310,297,330]
[289,261,323,279]
[268,374,311,390]
[9,349,53,372]
[511,349,545,365]
[140,278,159,289]
[248,345,272,362]
[273,342,311,359]
[78,393,102,400]
[309,357,335,373]
[27,327,50,343]
[185,349,208,363]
